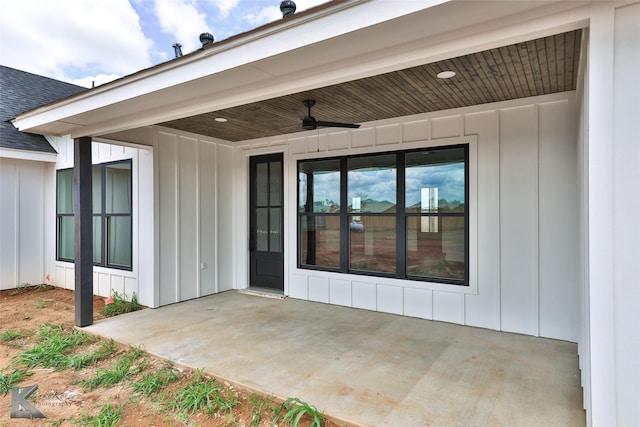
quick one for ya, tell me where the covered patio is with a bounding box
[85,291,584,426]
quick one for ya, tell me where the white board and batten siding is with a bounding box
[154,128,235,307]
[0,156,55,290]
[51,138,154,307]
[235,92,579,342]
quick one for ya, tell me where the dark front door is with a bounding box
[249,154,284,291]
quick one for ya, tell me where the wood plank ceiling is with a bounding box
[159,29,582,142]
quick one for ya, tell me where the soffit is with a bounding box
[14,1,587,140]
[159,29,582,142]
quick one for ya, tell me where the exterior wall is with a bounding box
[584,2,640,425]
[233,92,579,342]
[50,137,154,307]
[0,157,55,289]
[153,128,235,307]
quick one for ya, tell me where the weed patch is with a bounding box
[130,364,179,396]
[166,370,239,418]
[0,329,30,343]
[76,402,123,427]
[0,368,33,395]
[16,323,116,371]
[81,347,146,390]
[274,397,326,427]
[100,291,142,317]
[248,393,278,426]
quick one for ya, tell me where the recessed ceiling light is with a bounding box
[436,70,456,79]
[215,117,228,122]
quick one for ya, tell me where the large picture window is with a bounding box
[56,160,133,270]
[298,145,468,285]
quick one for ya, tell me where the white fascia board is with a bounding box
[14,0,448,135]
[0,147,57,163]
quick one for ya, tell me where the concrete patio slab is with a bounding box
[84,291,585,426]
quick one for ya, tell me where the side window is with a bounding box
[56,160,133,270]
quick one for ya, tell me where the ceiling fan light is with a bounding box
[437,70,456,79]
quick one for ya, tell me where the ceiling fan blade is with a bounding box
[316,120,360,129]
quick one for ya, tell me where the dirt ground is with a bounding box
[0,286,340,426]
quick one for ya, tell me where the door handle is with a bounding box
[249,228,256,251]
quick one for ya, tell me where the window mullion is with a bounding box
[339,157,349,272]
[396,153,406,279]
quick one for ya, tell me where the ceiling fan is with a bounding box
[296,100,360,131]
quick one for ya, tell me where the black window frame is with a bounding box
[56,159,133,271]
[297,144,469,286]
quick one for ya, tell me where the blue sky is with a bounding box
[1,0,328,88]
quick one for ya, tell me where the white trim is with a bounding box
[0,148,57,163]
[291,135,478,296]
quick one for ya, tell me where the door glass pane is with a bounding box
[256,208,269,251]
[298,159,341,213]
[106,162,131,214]
[348,155,396,213]
[405,147,465,214]
[108,216,132,267]
[300,215,340,268]
[406,215,465,281]
[93,216,102,264]
[256,163,268,206]
[349,215,396,273]
[269,208,282,252]
[57,169,74,214]
[58,216,75,259]
[269,161,282,206]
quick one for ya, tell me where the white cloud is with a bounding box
[242,5,281,26]
[153,0,210,52]
[207,0,240,18]
[0,0,153,84]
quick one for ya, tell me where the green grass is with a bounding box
[67,339,118,370]
[248,393,278,427]
[36,298,47,309]
[100,291,142,317]
[0,368,33,395]
[273,397,325,427]
[0,329,30,343]
[76,402,123,427]
[18,324,93,370]
[17,323,115,371]
[166,370,239,417]
[81,347,146,390]
[130,364,179,396]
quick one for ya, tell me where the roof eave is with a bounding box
[13,0,450,137]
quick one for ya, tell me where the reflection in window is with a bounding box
[350,216,396,273]
[405,148,465,213]
[56,160,133,270]
[297,145,467,285]
[406,216,465,281]
[299,159,341,213]
[300,216,341,269]
[348,155,396,213]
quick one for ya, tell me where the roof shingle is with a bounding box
[1,65,87,153]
